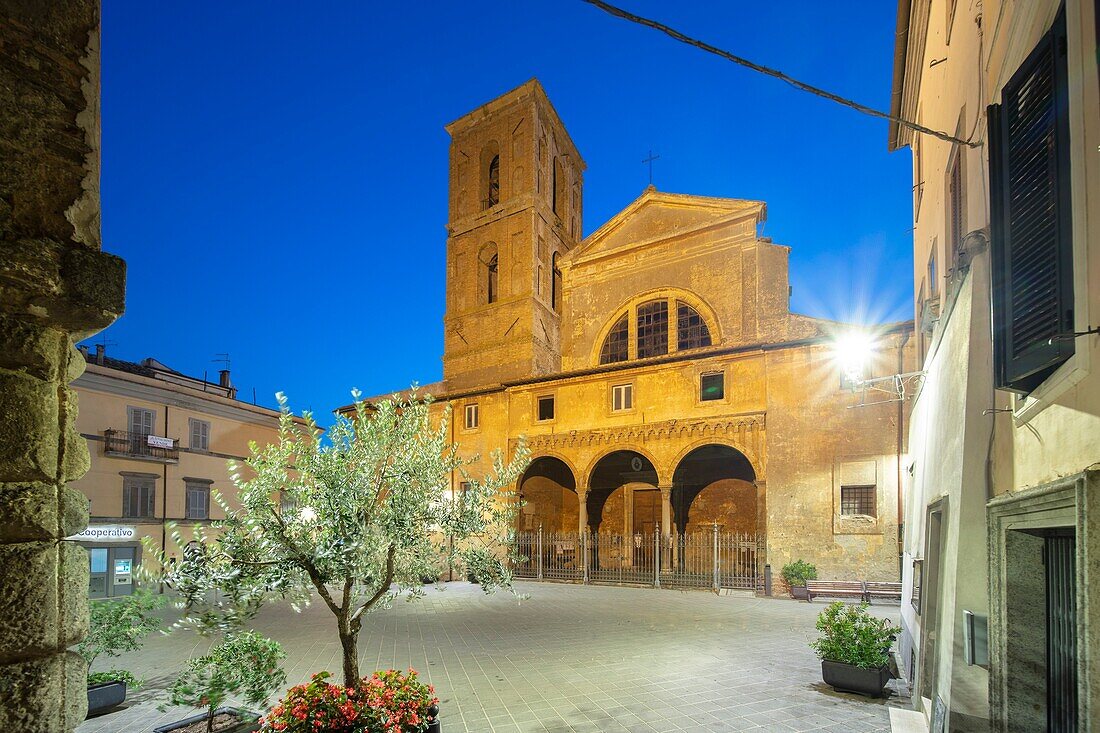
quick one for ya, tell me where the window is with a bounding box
[551,252,562,314]
[185,481,210,520]
[486,155,500,208]
[599,314,629,364]
[122,476,155,518]
[189,418,210,451]
[913,132,923,220]
[927,245,939,299]
[552,157,565,218]
[988,9,1074,394]
[677,301,712,350]
[700,372,724,401]
[840,485,876,517]
[611,383,633,412]
[464,403,479,430]
[536,395,555,421]
[480,244,499,305]
[947,149,965,267]
[636,300,668,359]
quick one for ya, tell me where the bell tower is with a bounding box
[442,79,585,391]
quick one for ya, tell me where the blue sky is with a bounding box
[90,1,913,419]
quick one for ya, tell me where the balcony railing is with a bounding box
[103,429,179,463]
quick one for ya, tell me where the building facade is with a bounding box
[361,80,917,589]
[890,0,1099,729]
[70,346,289,598]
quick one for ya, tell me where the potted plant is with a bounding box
[781,559,817,600]
[155,631,286,733]
[810,601,900,697]
[76,590,163,716]
[260,668,440,733]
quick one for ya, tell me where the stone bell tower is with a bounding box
[442,79,585,392]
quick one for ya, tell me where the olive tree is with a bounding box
[150,390,529,687]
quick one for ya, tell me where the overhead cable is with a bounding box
[581,0,981,148]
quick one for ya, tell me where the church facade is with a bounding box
[381,79,915,588]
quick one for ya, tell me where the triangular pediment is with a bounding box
[569,188,765,265]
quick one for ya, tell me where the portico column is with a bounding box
[577,488,588,536]
[659,486,674,572]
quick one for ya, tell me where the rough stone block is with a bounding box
[59,386,89,483]
[0,482,57,541]
[59,485,90,538]
[0,651,87,733]
[60,542,89,647]
[59,245,126,333]
[0,370,58,482]
[0,315,63,381]
[64,339,86,383]
[0,542,59,663]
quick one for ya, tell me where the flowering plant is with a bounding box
[261,669,439,733]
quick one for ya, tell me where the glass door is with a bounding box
[88,548,108,599]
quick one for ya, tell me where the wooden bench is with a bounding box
[864,581,903,604]
[806,580,866,603]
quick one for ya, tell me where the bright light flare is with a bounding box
[299,506,318,523]
[831,330,878,387]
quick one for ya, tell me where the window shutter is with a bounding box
[988,8,1074,394]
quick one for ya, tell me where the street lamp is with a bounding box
[830,328,925,407]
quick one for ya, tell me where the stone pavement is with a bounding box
[77,582,906,733]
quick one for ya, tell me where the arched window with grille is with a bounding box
[599,314,629,364]
[676,301,712,350]
[636,300,669,358]
[486,155,500,207]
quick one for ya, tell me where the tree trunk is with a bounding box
[339,625,360,688]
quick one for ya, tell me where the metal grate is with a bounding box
[600,314,629,364]
[677,301,712,350]
[1044,532,1077,733]
[636,300,669,358]
[840,485,876,516]
[514,527,759,591]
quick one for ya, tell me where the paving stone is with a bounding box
[76,582,905,732]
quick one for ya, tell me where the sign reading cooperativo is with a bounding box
[67,525,137,542]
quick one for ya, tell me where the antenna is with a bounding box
[212,353,231,371]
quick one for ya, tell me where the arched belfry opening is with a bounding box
[670,444,758,536]
[517,456,577,532]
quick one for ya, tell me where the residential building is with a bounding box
[349,80,918,590]
[70,346,291,598]
[889,0,1099,729]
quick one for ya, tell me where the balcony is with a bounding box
[103,429,179,463]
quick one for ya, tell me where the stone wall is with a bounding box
[0,1,125,730]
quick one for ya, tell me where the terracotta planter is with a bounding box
[152,706,261,733]
[86,680,127,716]
[820,660,892,697]
[789,585,808,600]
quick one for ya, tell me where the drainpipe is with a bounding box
[896,331,910,576]
[160,405,169,593]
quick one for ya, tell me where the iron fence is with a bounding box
[513,525,760,591]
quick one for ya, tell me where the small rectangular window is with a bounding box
[537,395,555,421]
[189,418,210,451]
[700,372,724,401]
[840,485,876,517]
[122,477,155,518]
[927,245,938,299]
[185,482,210,520]
[611,383,633,412]
[464,403,479,430]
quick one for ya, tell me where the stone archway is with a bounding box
[671,444,758,536]
[517,456,578,533]
[586,449,660,534]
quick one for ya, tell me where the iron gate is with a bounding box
[513,525,761,591]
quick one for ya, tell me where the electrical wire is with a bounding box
[582,0,982,148]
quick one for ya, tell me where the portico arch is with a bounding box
[586,449,660,534]
[670,444,758,536]
[517,455,578,532]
